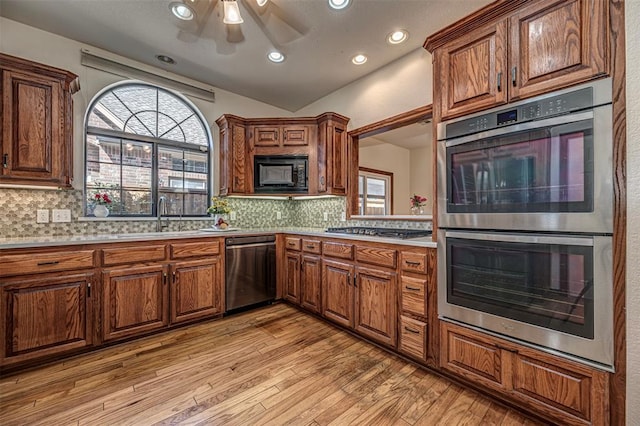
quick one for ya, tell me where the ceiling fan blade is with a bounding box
[174,0,216,42]
[240,0,309,46]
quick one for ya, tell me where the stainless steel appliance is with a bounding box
[437,78,612,233]
[225,235,276,312]
[326,227,431,239]
[437,78,614,369]
[254,155,308,193]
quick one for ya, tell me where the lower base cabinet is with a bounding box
[354,266,396,347]
[300,255,322,314]
[0,271,94,366]
[171,258,224,324]
[440,321,609,426]
[321,259,354,328]
[399,315,428,362]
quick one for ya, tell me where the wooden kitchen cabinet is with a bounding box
[170,258,223,324]
[250,124,312,147]
[216,114,248,195]
[0,271,94,366]
[441,321,609,425]
[284,250,301,304]
[317,113,349,195]
[300,255,322,314]
[0,53,79,187]
[101,264,169,342]
[426,0,609,120]
[322,259,355,329]
[354,266,396,347]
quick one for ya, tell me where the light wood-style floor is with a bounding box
[0,304,541,426]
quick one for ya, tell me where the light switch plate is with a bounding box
[340,211,346,221]
[230,211,237,221]
[52,209,71,223]
[323,212,329,221]
[36,209,49,223]
[276,211,282,220]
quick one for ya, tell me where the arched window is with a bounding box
[84,82,211,217]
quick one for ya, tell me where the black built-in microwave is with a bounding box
[254,155,308,193]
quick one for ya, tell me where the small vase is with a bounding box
[410,206,424,215]
[211,214,226,228]
[94,204,109,218]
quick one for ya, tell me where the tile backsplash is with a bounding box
[0,188,431,238]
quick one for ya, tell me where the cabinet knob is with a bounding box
[511,66,517,87]
[2,154,7,168]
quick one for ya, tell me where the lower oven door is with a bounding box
[437,229,613,369]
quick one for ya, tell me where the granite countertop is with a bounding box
[0,227,437,249]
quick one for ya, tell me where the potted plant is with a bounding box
[207,196,231,228]
[410,194,427,215]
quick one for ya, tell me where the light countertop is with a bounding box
[0,227,437,250]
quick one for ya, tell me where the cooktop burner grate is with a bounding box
[325,227,431,239]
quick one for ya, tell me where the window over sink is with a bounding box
[84,81,212,217]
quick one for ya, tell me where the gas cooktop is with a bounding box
[325,227,432,239]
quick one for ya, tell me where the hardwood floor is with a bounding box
[0,304,540,425]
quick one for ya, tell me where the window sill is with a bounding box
[78,216,211,222]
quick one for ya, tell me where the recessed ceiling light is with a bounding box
[257,0,268,6]
[328,0,350,10]
[268,51,285,63]
[169,2,194,20]
[156,55,176,64]
[352,54,367,65]
[387,30,409,45]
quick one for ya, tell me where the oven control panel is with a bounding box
[443,86,594,140]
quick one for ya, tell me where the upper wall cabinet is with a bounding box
[0,53,80,187]
[216,113,349,196]
[426,0,609,120]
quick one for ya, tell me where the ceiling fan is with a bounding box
[170,0,309,54]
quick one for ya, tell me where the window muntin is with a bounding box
[85,82,211,217]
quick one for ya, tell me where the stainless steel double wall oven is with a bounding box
[436,78,614,369]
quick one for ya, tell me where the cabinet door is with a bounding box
[321,259,354,328]
[284,251,301,304]
[509,0,608,100]
[230,123,247,193]
[252,126,281,147]
[102,264,168,342]
[300,255,321,314]
[1,69,68,185]
[329,123,348,194]
[283,125,310,146]
[354,266,397,347]
[435,19,508,119]
[170,258,223,325]
[0,272,93,365]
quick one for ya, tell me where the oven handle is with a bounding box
[444,110,594,148]
[444,230,594,246]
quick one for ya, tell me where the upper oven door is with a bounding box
[437,104,612,233]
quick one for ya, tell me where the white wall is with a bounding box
[297,48,432,129]
[625,1,640,423]
[410,146,432,215]
[0,17,293,191]
[359,142,411,214]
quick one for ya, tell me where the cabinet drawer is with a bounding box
[356,246,396,268]
[102,244,166,266]
[171,241,220,259]
[284,237,301,251]
[0,250,95,276]
[400,251,427,274]
[322,241,354,260]
[399,316,427,361]
[401,276,427,317]
[302,239,321,254]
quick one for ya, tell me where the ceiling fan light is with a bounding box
[257,0,268,6]
[387,30,409,44]
[169,2,194,20]
[223,0,244,24]
[328,0,350,10]
[351,54,367,65]
[268,51,285,63]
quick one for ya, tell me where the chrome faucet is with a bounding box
[156,196,169,232]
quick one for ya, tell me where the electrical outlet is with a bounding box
[36,209,49,223]
[230,211,237,221]
[276,211,282,220]
[340,211,346,221]
[52,209,71,223]
[323,212,329,221]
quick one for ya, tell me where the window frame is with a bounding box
[83,81,213,217]
[358,167,393,215]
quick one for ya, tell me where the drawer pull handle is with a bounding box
[497,71,502,92]
[405,286,421,291]
[37,260,60,266]
[512,66,517,86]
[2,154,7,168]
[305,244,316,249]
[405,261,421,266]
[404,327,420,334]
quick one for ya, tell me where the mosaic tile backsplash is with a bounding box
[0,188,431,238]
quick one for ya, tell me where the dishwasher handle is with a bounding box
[226,242,275,250]
[226,235,276,246]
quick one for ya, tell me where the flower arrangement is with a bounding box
[410,194,427,208]
[93,192,112,206]
[207,196,231,215]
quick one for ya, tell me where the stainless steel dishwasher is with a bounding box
[225,235,276,313]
